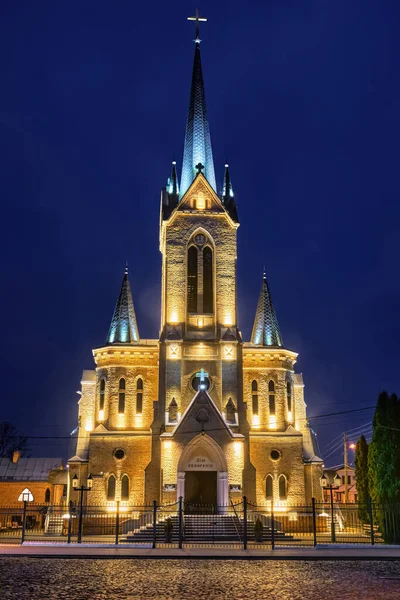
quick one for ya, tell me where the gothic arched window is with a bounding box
[118,379,126,414]
[266,475,273,499]
[107,475,116,500]
[187,246,198,313]
[136,378,143,414]
[121,475,129,500]
[287,382,292,413]
[168,398,178,423]
[251,380,258,416]
[99,379,105,411]
[44,488,51,503]
[268,380,275,416]
[279,475,287,500]
[226,398,236,423]
[203,246,213,314]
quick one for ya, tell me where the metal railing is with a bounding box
[0,498,397,548]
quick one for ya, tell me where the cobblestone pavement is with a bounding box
[0,558,400,599]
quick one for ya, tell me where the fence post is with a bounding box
[21,500,27,544]
[271,502,275,550]
[67,500,73,544]
[330,486,336,543]
[77,488,84,544]
[243,496,247,550]
[152,500,157,549]
[115,501,120,545]
[178,496,183,549]
[368,497,375,546]
[312,497,317,547]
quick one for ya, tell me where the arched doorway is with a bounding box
[177,434,228,511]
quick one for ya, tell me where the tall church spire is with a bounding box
[180,11,216,198]
[107,266,140,344]
[251,271,283,347]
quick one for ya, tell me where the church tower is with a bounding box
[68,13,323,510]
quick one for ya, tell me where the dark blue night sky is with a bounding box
[1,1,399,465]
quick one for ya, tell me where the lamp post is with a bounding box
[320,473,341,543]
[72,473,93,543]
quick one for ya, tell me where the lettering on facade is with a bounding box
[187,456,214,469]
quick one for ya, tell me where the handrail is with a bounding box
[230,500,243,541]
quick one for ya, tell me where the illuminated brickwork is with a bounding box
[68,30,323,509]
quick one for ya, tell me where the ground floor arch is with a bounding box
[176,434,229,507]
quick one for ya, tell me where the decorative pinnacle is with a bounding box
[125,261,128,275]
[196,162,205,173]
[187,9,207,44]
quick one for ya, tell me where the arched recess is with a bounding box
[186,228,216,316]
[44,488,51,503]
[107,474,116,500]
[176,434,228,506]
[121,474,129,500]
[266,475,273,499]
[279,474,287,500]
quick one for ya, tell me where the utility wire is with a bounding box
[21,405,377,440]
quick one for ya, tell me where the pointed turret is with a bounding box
[107,266,140,344]
[180,17,216,198]
[167,160,180,196]
[221,163,239,222]
[251,271,283,347]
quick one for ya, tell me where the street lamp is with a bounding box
[72,473,93,543]
[320,472,341,542]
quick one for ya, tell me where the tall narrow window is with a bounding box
[168,398,178,423]
[266,475,273,499]
[99,379,105,411]
[226,398,236,423]
[118,379,126,414]
[136,378,143,414]
[44,488,51,503]
[187,246,198,313]
[279,475,287,500]
[107,475,116,500]
[121,475,129,500]
[287,382,292,413]
[251,380,258,416]
[203,246,213,313]
[268,380,275,416]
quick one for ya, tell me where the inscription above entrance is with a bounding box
[186,456,214,470]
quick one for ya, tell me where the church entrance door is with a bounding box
[184,471,217,513]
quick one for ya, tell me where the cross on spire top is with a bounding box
[187,9,207,44]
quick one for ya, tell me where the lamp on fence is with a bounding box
[320,472,341,543]
[72,473,93,543]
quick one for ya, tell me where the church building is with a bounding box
[68,16,323,511]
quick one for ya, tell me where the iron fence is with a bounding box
[0,498,397,548]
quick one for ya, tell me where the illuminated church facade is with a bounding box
[68,19,323,509]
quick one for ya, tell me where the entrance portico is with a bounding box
[176,434,229,507]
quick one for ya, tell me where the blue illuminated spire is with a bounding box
[180,15,216,198]
[107,266,139,344]
[221,163,239,222]
[251,270,283,347]
[222,163,234,201]
[167,161,180,196]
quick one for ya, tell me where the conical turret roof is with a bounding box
[251,271,283,347]
[107,267,139,344]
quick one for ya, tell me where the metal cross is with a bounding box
[195,162,205,173]
[196,368,208,382]
[188,9,207,43]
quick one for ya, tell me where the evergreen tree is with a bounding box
[368,391,400,542]
[354,435,369,523]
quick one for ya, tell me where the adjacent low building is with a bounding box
[0,452,67,505]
